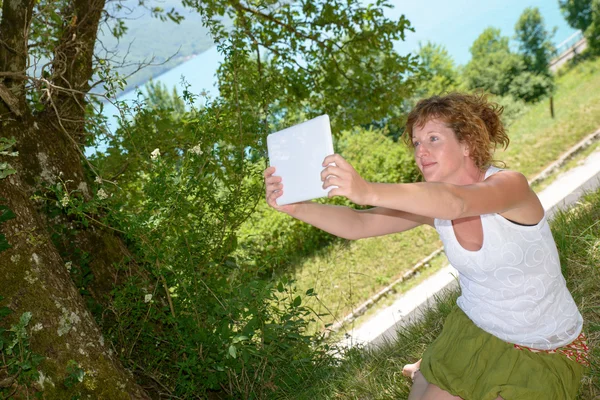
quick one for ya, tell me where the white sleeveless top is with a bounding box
[434,166,583,350]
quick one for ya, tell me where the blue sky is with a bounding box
[98,0,576,145]
[385,0,576,65]
[115,1,576,103]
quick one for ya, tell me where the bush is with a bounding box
[508,72,554,103]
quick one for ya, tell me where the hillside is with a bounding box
[98,0,223,93]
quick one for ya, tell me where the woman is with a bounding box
[263,93,588,399]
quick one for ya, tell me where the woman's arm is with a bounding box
[321,155,542,222]
[264,166,432,240]
[288,203,433,240]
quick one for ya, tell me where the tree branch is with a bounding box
[0,0,36,116]
[0,83,24,117]
[49,0,106,141]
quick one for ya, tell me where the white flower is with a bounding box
[32,323,43,332]
[144,294,153,303]
[60,194,69,207]
[95,176,102,184]
[188,144,203,156]
[97,188,108,200]
[150,148,161,160]
[65,261,72,272]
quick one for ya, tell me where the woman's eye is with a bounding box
[430,136,439,142]
[412,141,420,147]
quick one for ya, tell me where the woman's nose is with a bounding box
[415,144,429,158]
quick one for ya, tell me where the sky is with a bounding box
[92,0,577,154]
[101,0,577,135]
[385,0,576,65]
[140,0,577,98]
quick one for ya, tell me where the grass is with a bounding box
[291,55,600,334]
[501,58,600,178]
[290,187,600,400]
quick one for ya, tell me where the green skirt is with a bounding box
[420,307,585,400]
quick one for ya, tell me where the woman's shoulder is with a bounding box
[484,165,527,184]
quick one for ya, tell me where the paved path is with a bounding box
[340,147,600,349]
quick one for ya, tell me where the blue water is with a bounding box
[99,0,576,137]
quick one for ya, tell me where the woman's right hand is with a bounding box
[264,166,303,215]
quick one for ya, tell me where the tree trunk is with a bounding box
[0,0,151,397]
[0,120,149,398]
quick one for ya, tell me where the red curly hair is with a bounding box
[403,92,510,170]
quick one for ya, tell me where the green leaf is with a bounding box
[20,311,32,326]
[0,235,11,253]
[0,306,12,319]
[232,335,248,344]
[0,204,16,223]
[293,296,301,307]
[228,345,237,359]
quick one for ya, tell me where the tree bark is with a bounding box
[0,0,35,118]
[0,0,151,397]
[0,159,147,399]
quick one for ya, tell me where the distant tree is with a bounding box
[463,28,523,97]
[392,41,461,132]
[464,27,552,103]
[515,7,556,75]
[559,0,594,32]
[415,42,461,97]
[559,0,600,52]
[507,71,554,103]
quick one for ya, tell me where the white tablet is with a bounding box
[267,115,334,206]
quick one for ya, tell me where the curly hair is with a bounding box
[403,92,510,170]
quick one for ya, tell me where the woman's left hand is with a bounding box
[321,154,373,206]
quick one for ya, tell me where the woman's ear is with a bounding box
[461,142,470,157]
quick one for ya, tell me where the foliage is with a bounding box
[559,0,600,52]
[63,360,85,389]
[514,7,556,76]
[414,42,461,98]
[2,0,428,397]
[507,71,554,103]
[0,302,44,398]
[0,201,16,254]
[492,95,528,128]
[0,137,18,180]
[464,27,553,103]
[96,105,337,397]
[393,41,463,119]
[463,28,524,97]
[560,0,595,32]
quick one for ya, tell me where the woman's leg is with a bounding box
[420,383,462,400]
[420,385,504,400]
[407,371,429,400]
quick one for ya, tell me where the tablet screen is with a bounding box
[267,115,334,205]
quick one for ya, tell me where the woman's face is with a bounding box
[411,118,470,183]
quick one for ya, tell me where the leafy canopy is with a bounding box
[514,7,556,75]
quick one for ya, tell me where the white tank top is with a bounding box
[434,166,583,350]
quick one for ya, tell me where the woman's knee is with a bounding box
[420,383,462,400]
